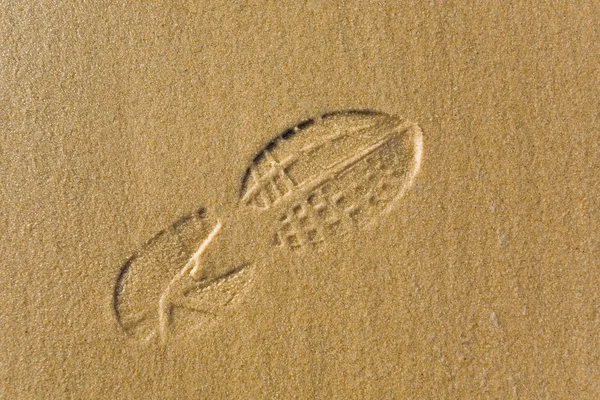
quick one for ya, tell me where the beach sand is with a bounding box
[1,2,598,398]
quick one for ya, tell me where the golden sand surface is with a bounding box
[1,2,598,398]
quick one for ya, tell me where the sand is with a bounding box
[1,1,598,398]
